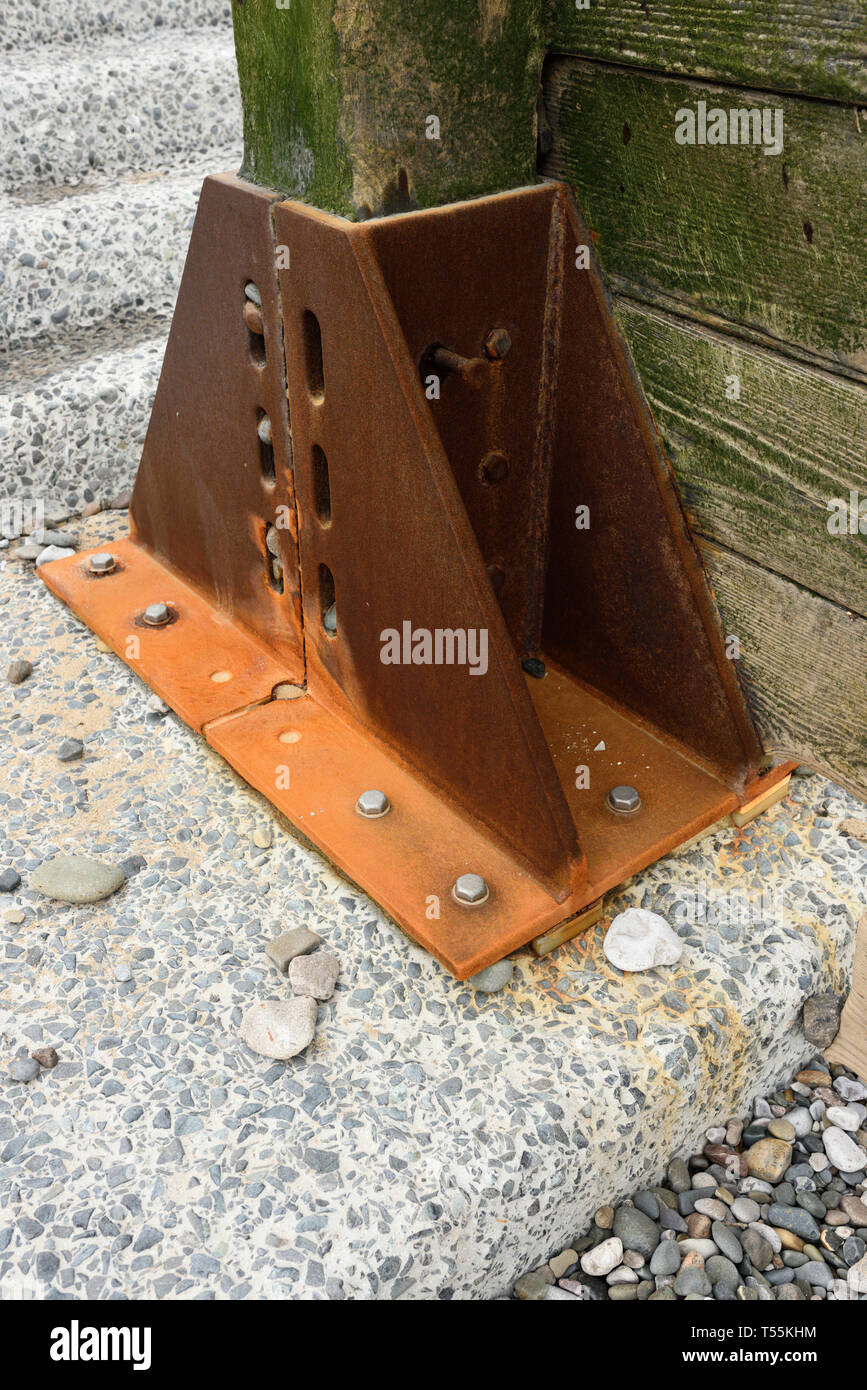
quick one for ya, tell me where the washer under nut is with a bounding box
[355,789,390,818]
[606,784,642,814]
[142,602,171,627]
[453,872,490,906]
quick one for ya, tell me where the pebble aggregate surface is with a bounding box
[0,511,865,1299]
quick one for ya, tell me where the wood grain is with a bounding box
[542,58,867,371]
[616,300,867,615]
[548,0,867,103]
[827,911,867,1080]
[699,540,867,799]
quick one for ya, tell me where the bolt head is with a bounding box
[89,552,116,575]
[257,414,272,445]
[483,327,512,361]
[142,602,171,627]
[606,784,641,814]
[323,603,337,635]
[355,789,390,818]
[453,872,490,906]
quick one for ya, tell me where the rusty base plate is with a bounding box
[39,543,790,980]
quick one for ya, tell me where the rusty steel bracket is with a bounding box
[40,173,793,979]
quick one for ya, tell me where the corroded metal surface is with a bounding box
[40,174,783,978]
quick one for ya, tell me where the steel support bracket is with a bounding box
[40,173,792,978]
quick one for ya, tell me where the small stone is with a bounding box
[7,659,32,685]
[674,1265,711,1297]
[799,1260,833,1290]
[768,1117,796,1142]
[802,994,842,1049]
[650,1241,681,1276]
[731,1196,760,1224]
[32,855,125,905]
[809,1152,829,1172]
[607,1265,638,1284]
[252,822,273,849]
[834,1076,867,1103]
[264,927,321,972]
[467,960,514,993]
[675,1238,717,1259]
[823,1127,867,1172]
[0,868,21,892]
[145,694,170,717]
[667,1156,691,1193]
[114,963,132,983]
[747,1138,792,1183]
[514,1271,549,1300]
[825,1104,862,1132]
[288,950,339,1001]
[849,1255,867,1295]
[612,1205,660,1260]
[694,1197,728,1222]
[706,1255,741,1288]
[240,997,318,1060]
[602,908,683,971]
[741,1228,774,1270]
[594,1204,614,1229]
[621,1249,645,1270]
[549,1248,578,1279]
[580,1236,623,1277]
[35,545,75,566]
[8,1058,40,1082]
[56,737,84,762]
[712,1221,743,1264]
[796,1069,832,1087]
[31,1047,58,1068]
[839,1192,867,1225]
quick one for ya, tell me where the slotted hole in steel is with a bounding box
[312,444,332,525]
[257,409,275,486]
[319,562,336,636]
[302,310,325,401]
[245,282,266,365]
[264,524,284,595]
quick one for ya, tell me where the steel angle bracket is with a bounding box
[40,173,789,978]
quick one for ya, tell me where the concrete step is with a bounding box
[0,160,236,352]
[3,0,231,49]
[0,32,241,194]
[1,318,166,518]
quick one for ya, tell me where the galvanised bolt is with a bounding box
[483,327,512,361]
[244,281,262,306]
[355,789,390,818]
[265,524,280,558]
[453,872,490,906]
[142,602,171,627]
[88,552,116,575]
[323,603,337,635]
[257,414,272,445]
[606,784,642,814]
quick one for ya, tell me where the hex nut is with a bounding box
[606,784,642,814]
[355,789,390,818]
[88,552,116,575]
[142,602,171,627]
[453,872,490,906]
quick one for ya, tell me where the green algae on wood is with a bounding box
[231,0,545,218]
[616,301,867,616]
[549,0,867,104]
[542,58,867,369]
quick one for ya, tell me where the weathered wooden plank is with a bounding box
[699,540,867,799]
[542,59,867,371]
[232,0,544,216]
[549,1,867,103]
[828,909,867,1079]
[615,301,867,615]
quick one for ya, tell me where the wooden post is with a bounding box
[230,0,544,217]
